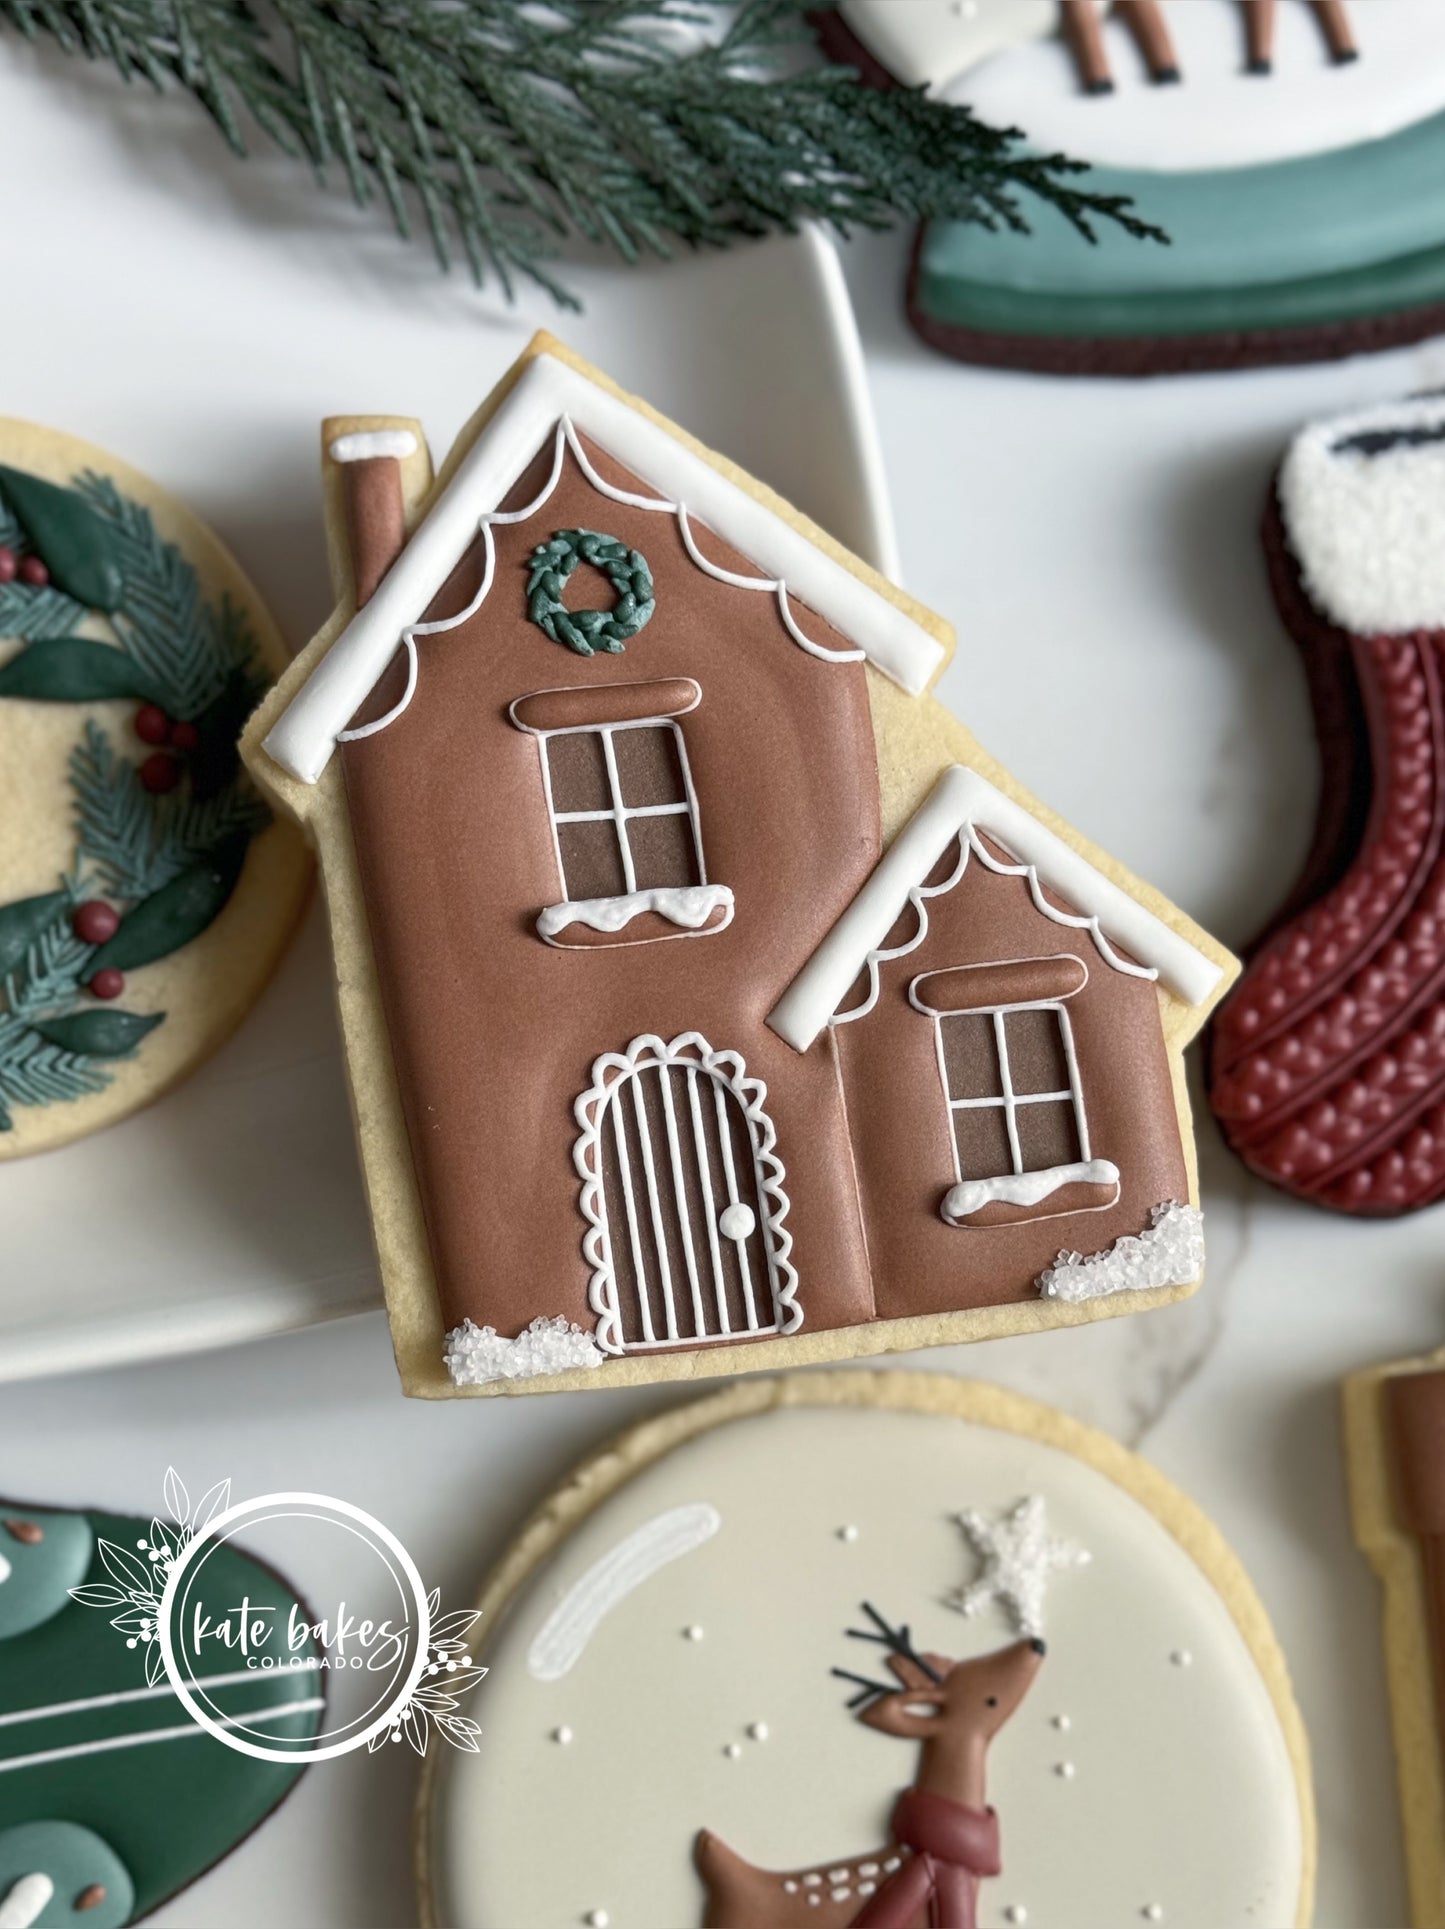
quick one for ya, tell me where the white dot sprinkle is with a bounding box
[685,1625,704,1641]
[1142,1908,1164,1923]
[1054,1761,1076,1779]
[803,1874,822,1887]
[723,1742,742,1759]
[748,1721,769,1741]
[858,1884,876,1899]
[783,1881,799,1895]
[808,1897,821,1909]
[585,1913,609,1928]
[837,1524,860,1542]
[552,1726,573,1745]
[831,1889,851,1904]
[1052,1714,1071,1731]
[1170,1649,1192,1668]
[1004,1909,1028,1925]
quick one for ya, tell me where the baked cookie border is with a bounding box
[412,1367,1316,1927]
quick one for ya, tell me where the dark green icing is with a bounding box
[915,108,1445,340]
[0,1501,320,1923]
[0,1512,93,1641]
[0,639,163,706]
[86,835,248,977]
[0,464,274,1133]
[0,469,125,614]
[0,893,69,982]
[30,1011,165,1060]
[526,528,655,656]
[0,1822,132,1929]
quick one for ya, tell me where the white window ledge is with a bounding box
[537,883,734,944]
[942,1159,1120,1226]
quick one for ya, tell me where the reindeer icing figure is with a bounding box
[836,0,1358,95]
[695,1605,1045,1929]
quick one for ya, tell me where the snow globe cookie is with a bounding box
[418,1371,1315,1927]
[0,424,309,1155]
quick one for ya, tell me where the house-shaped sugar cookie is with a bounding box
[243,335,1234,1398]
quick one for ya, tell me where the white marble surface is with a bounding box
[2,32,1444,1921]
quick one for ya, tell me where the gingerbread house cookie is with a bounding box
[242,335,1233,1397]
[1344,1341,1445,1925]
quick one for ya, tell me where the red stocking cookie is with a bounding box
[1210,397,1445,1214]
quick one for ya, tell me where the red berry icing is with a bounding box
[170,720,200,752]
[135,704,171,746]
[17,554,49,587]
[89,968,125,1000]
[139,752,181,794]
[72,900,121,946]
[0,547,15,583]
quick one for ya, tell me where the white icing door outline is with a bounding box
[574,1032,802,1354]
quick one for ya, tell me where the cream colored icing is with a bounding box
[430,1405,1304,1928]
[943,0,1445,172]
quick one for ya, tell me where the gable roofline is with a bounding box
[767,763,1225,1052]
[262,337,952,786]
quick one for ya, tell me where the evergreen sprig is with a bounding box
[70,718,269,902]
[0,0,1164,304]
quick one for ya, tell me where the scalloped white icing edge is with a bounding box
[265,353,946,784]
[768,764,1222,1051]
[1036,1200,1204,1303]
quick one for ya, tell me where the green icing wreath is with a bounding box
[525,528,655,656]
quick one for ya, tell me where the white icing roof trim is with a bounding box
[265,353,946,785]
[768,764,1223,1051]
[329,428,419,464]
[1279,394,1445,637]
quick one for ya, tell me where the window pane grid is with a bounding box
[542,721,703,904]
[938,1001,1092,1181]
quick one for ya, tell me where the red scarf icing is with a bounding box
[851,1789,1001,1929]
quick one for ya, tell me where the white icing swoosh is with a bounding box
[527,1503,720,1681]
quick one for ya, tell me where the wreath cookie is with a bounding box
[0,423,309,1158]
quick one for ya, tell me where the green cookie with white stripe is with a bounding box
[0,1504,320,1924]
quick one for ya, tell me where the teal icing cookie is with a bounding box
[0,1512,93,1642]
[0,1500,321,1923]
[0,1823,133,1929]
[911,108,1445,361]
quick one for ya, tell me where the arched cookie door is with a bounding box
[575,1033,802,1355]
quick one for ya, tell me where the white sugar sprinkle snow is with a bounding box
[1037,1202,1204,1304]
[443,1315,604,1386]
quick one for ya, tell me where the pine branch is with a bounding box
[73,473,260,720]
[71,718,269,901]
[0,0,1165,305]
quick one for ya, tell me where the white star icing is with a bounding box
[948,1496,1091,1638]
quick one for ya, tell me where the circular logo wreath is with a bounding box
[525,528,655,656]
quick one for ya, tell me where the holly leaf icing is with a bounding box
[87,834,248,976]
[0,467,126,611]
[30,1010,165,1060]
[0,636,164,705]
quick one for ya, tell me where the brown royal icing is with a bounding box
[335,430,1189,1351]
[1386,1369,1445,1757]
[696,1614,1042,1929]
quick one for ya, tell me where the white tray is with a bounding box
[0,218,897,1382]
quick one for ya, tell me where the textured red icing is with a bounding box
[1208,493,1445,1214]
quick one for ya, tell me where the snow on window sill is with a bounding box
[537,883,735,945]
